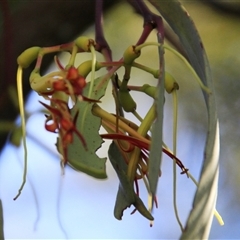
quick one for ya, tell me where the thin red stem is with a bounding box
[101,133,188,174]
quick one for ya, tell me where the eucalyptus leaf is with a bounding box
[148,41,165,202]
[108,142,153,221]
[67,76,111,179]
[148,0,220,238]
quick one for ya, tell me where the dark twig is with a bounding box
[95,0,112,62]
[127,0,164,45]
[128,0,188,59]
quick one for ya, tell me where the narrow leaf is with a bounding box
[108,142,153,221]
[148,40,165,200]
[148,0,220,238]
[67,76,110,179]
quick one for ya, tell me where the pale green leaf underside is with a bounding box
[67,76,110,179]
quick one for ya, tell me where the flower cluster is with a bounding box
[15,0,224,233]
[35,61,89,166]
[17,29,215,229]
[16,35,188,220]
[40,99,86,165]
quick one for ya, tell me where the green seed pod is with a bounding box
[123,45,141,65]
[17,46,41,68]
[118,89,137,113]
[141,84,157,98]
[164,72,179,93]
[74,36,95,52]
[77,60,101,78]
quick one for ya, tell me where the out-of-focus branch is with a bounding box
[0,0,118,152]
[126,0,188,59]
[207,0,240,15]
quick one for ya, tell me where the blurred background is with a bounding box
[0,1,240,239]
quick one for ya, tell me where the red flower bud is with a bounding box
[63,132,73,144]
[66,67,79,80]
[60,118,71,131]
[53,80,66,91]
[45,121,58,132]
[76,76,86,89]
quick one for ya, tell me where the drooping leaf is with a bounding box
[108,141,153,221]
[0,200,4,240]
[67,75,111,179]
[108,142,135,219]
[147,40,165,202]
[148,0,220,239]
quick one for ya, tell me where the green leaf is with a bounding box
[67,76,110,179]
[148,0,220,238]
[148,41,165,201]
[108,142,153,221]
[0,200,4,240]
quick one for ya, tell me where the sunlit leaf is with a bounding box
[148,0,220,238]
[108,142,153,221]
[67,76,111,179]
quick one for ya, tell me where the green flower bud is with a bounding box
[17,46,40,68]
[77,60,101,78]
[123,45,141,65]
[141,84,157,98]
[164,72,179,93]
[74,36,95,52]
[118,89,137,112]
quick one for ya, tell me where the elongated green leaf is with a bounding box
[0,200,4,240]
[148,0,220,239]
[67,76,110,179]
[108,142,153,221]
[148,43,165,200]
[108,142,135,219]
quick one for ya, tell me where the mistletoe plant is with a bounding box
[14,0,223,238]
